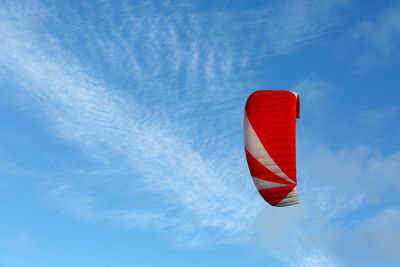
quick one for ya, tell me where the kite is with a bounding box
[244,90,300,207]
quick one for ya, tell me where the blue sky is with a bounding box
[1,0,400,266]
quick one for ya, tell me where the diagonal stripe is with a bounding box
[276,187,299,207]
[258,184,296,206]
[244,114,294,183]
[252,177,290,190]
[245,150,293,185]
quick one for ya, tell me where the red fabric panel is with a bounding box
[245,149,292,185]
[259,185,296,206]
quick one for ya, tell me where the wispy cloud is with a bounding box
[293,77,334,122]
[252,139,400,266]
[345,3,400,72]
[261,0,348,56]
[2,0,399,265]
[1,0,347,249]
[249,77,400,265]
[344,208,400,263]
[0,0,260,246]
[358,106,400,129]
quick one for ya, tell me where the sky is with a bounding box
[1,0,400,266]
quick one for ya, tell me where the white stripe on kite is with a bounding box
[252,177,290,190]
[244,114,294,183]
[276,187,299,207]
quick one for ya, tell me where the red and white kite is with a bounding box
[244,90,300,207]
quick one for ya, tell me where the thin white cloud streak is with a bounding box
[38,0,266,171]
[296,250,338,267]
[42,0,251,106]
[0,1,259,246]
[260,0,348,56]
[44,181,167,229]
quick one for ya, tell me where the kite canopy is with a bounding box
[244,90,300,207]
